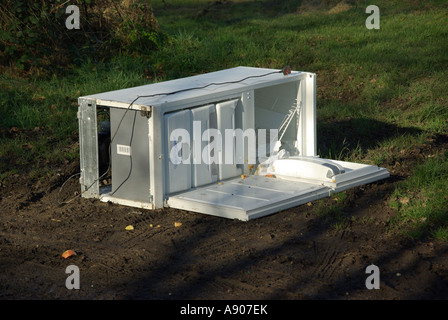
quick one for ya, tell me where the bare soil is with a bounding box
[1,135,448,301]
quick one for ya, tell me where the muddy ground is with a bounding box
[1,135,448,301]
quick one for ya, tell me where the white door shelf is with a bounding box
[268,156,390,191]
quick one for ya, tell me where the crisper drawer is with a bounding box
[165,109,192,194]
[191,104,218,187]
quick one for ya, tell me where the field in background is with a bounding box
[1,0,447,241]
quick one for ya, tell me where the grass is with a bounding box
[1,0,447,240]
[0,56,153,176]
[388,151,448,240]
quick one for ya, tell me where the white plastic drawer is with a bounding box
[165,110,192,194]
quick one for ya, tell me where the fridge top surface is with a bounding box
[79,66,305,109]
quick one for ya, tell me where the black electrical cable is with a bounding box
[134,69,285,102]
[109,109,137,196]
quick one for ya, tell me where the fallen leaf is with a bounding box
[32,94,46,102]
[62,249,76,259]
[9,127,19,134]
[125,225,134,231]
[174,222,182,228]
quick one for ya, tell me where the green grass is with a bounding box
[1,0,447,239]
[0,56,153,176]
[388,151,448,240]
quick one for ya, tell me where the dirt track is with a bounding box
[1,138,448,300]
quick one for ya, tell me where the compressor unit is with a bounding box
[77,66,389,220]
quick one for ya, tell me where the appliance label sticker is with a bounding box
[117,144,131,156]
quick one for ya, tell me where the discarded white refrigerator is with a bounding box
[78,66,389,220]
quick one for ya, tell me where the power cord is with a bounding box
[57,172,81,205]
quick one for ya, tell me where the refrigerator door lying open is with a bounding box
[167,157,389,221]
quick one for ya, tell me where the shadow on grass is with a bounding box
[317,117,423,160]
[154,0,304,26]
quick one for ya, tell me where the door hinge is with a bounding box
[140,106,152,118]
